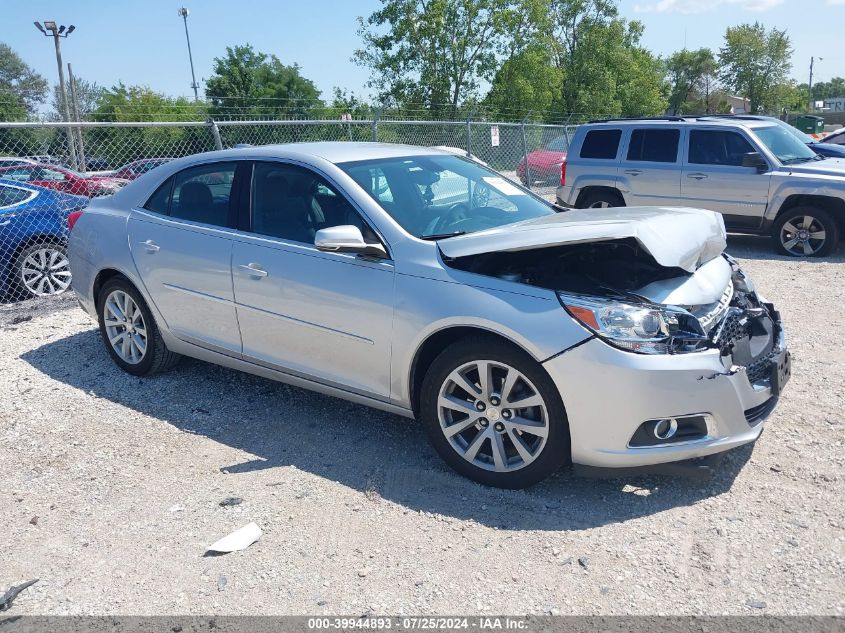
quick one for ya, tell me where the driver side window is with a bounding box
[251,162,377,244]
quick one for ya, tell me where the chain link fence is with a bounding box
[0,117,577,305]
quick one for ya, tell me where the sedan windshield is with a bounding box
[339,154,555,239]
[754,125,819,164]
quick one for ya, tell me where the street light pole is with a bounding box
[178,8,199,101]
[808,56,823,112]
[34,21,79,169]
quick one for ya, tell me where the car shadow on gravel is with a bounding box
[726,234,845,263]
[24,329,754,532]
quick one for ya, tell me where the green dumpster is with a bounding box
[795,115,825,135]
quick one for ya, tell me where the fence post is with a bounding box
[563,113,573,149]
[521,114,532,190]
[209,119,223,150]
[371,107,383,142]
[465,112,473,157]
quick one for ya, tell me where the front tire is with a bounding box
[773,207,839,257]
[419,336,570,488]
[97,277,180,376]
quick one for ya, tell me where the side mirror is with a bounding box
[742,152,768,172]
[314,225,388,258]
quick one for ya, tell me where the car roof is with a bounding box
[176,142,450,166]
[584,117,774,130]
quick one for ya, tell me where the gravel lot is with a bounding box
[1,235,843,616]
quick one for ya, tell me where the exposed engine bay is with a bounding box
[445,239,788,386]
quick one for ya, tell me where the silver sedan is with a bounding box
[68,143,789,488]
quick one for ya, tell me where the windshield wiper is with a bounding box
[419,231,467,241]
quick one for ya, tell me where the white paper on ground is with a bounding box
[206,522,262,553]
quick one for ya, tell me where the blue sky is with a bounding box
[2,0,843,106]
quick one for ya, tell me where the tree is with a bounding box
[50,77,104,121]
[798,77,845,104]
[205,44,322,118]
[718,22,792,114]
[485,44,563,120]
[354,0,517,116]
[535,0,667,117]
[0,42,48,119]
[666,48,717,114]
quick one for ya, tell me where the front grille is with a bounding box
[712,310,749,352]
[746,348,779,384]
[744,397,778,426]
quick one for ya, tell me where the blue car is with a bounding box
[0,178,88,300]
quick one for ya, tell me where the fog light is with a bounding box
[653,418,678,440]
[628,415,710,448]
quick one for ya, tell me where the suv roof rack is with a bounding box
[587,116,690,124]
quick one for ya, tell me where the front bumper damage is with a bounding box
[544,276,789,471]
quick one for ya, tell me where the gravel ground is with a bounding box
[1,235,843,616]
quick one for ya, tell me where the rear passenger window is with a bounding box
[170,162,237,226]
[144,177,173,214]
[688,130,755,166]
[627,129,680,163]
[580,129,622,159]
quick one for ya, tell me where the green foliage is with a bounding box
[354,0,517,117]
[718,22,792,114]
[0,42,48,117]
[484,0,667,120]
[205,44,322,119]
[666,48,718,114]
[86,84,213,166]
[51,77,104,121]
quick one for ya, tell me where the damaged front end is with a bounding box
[446,239,790,395]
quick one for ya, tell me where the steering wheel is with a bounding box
[432,202,470,234]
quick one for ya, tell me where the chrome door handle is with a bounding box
[239,263,268,278]
[623,169,642,176]
[687,173,708,180]
[140,239,160,253]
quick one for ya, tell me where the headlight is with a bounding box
[558,292,707,355]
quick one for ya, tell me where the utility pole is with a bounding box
[67,64,86,171]
[34,21,79,169]
[178,8,200,101]
[808,56,823,112]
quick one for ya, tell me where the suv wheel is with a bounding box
[773,207,840,257]
[97,277,180,376]
[419,336,570,489]
[579,190,624,209]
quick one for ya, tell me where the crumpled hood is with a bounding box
[438,206,727,273]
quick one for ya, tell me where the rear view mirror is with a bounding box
[314,225,388,258]
[742,152,768,171]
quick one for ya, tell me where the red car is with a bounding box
[112,157,174,180]
[0,164,128,198]
[516,136,568,185]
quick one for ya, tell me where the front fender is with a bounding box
[767,173,845,222]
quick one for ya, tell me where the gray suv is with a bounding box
[556,117,845,257]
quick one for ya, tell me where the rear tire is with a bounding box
[578,190,624,209]
[419,336,570,489]
[97,277,180,376]
[773,206,839,257]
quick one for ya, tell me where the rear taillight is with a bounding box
[68,210,84,231]
[560,160,567,186]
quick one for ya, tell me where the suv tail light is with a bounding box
[68,210,84,231]
[560,160,567,186]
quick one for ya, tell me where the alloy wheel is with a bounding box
[588,200,612,209]
[20,247,72,296]
[780,215,826,256]
[103,290,148,364]
[437,360,549,472]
